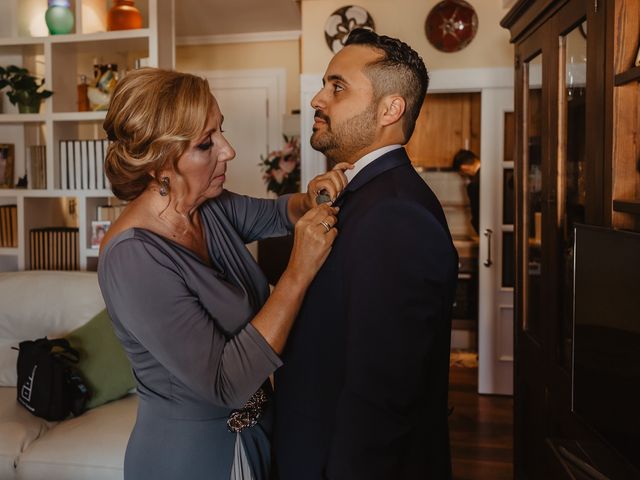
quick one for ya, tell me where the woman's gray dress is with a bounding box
[97,191,292,480]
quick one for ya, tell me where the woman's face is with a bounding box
[175,97,235,204]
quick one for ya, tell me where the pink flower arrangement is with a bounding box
[259,135,301,196]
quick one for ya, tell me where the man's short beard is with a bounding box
[311,104,377,163]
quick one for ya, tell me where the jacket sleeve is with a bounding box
[325,199,456,479]
[99,237,282,409]
[214,190,294,243]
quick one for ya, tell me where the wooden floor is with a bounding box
[449,366,514,480]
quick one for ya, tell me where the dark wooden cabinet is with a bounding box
[502,0,640,478]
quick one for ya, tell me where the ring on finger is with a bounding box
[320,220,331,233]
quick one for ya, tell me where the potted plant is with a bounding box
[0,65,53,114]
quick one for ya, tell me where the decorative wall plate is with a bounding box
[324,5,375,53]
[425,0,478,53]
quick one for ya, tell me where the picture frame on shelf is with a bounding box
[0,143,15,188]
[91,220,111,249]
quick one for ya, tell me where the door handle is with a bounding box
[483,228,493,267]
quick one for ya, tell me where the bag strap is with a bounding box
[46,338,80,363]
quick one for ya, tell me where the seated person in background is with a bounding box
[453,149,481,234]
[97,68,349,480]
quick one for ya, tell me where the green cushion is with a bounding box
[66,309,135,410]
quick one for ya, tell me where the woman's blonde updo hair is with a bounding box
[103,68,215,201]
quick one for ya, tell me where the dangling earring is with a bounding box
[159,176,170,196]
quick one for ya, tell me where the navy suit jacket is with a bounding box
[273,148,458,480]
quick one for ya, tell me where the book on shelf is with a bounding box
[96,140,105,190]
[0,205,17,248]
[29,145,47,190]
[96,203,126,222]
[73,141,82,190]
[60,141,68,190]
[87,141,96,190]
[29,227,79,271]
[58,139,111,190]
[0,143,15,188]
[102,139,111,189]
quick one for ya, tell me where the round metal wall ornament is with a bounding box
[324,5,375,53]
[425,0,478,53]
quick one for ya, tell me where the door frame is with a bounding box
[478,87,515,395]
[300,67,514,395]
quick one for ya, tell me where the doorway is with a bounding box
[407,91,481,355]
[193,68,286,258]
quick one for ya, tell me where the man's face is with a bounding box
[458,161,479,179]
[459,163,475,178]
[310,45,381,163]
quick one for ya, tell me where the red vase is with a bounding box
[107,0,142,31]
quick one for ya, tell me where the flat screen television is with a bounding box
[572,225,640,470]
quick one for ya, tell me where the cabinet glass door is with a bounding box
[558,22,587,370]
[524,53,543,340]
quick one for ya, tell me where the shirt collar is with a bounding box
[345,144,403,183]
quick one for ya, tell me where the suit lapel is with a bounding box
[333,148,410,207]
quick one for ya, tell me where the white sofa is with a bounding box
[0,271,136,480]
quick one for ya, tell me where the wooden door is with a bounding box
[406,92,480,168]
[514,27,552,478]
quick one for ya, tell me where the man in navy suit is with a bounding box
[273,29,458,480]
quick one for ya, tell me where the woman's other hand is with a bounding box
[286,203,339,285]
[306,162,353,206]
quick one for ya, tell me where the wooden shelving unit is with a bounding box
[503,0,640,478]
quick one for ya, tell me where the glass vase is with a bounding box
[45,0,74,35]
[107,0,143,31]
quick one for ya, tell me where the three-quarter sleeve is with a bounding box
[212,191,293,243]
[99,236,282,410]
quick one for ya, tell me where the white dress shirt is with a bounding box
[345,144,403,183]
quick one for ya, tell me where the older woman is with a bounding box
[97,68,347,480]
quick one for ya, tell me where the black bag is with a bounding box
[14,337,90,421]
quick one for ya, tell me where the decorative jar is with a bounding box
[45,0,74,35]
[107,0,143,31]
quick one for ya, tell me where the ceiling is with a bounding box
[175,0,302,38]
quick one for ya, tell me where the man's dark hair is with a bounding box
[345,28,429,143]
[452,149,478,172]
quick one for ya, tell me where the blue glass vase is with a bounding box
[45,0,74,35]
